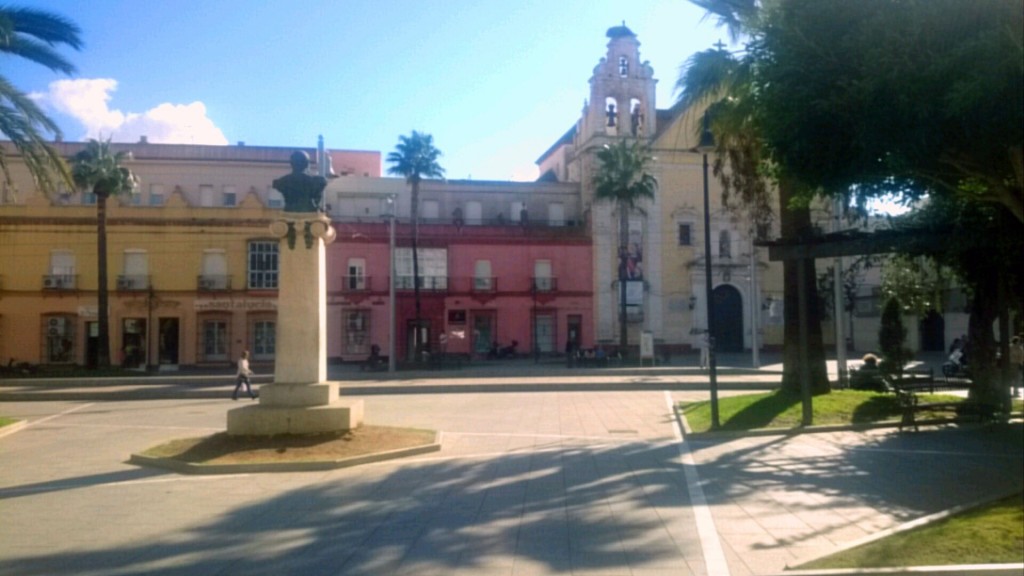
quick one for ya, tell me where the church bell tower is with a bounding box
[582,23,657,143]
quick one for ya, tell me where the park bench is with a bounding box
[892,381,990,432]
[360,355,388,372]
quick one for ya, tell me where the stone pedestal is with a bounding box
[227,214,364,436]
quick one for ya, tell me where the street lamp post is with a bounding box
[696,114,720,429]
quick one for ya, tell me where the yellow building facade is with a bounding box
[0,141,379,369]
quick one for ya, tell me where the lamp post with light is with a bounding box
[695,114,720,429]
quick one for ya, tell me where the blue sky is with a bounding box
[9,1,725,181]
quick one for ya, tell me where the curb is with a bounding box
[128,431,443,475]
[0,380,781,402]
[767,564,1024,575]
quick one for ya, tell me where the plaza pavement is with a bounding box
[1,355,1022,575]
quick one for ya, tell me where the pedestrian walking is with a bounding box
[699,331,710,370]
[1010,335,1023,398]
[232,350,257,400]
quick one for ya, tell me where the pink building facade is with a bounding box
[323,178,592,363]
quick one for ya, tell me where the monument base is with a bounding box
[227,397,364,436]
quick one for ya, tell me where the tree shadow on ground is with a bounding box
[0,439,706,575]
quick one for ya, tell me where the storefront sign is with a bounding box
[194,299,277,312]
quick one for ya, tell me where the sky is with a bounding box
[7,0,726,182]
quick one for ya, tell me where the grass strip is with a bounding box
[679,389,969,433]
[0,416,18,428]
[797,493,1024,569]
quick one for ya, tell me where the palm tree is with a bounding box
[678,0,830,394]
[386,131,445,361]
[72,139,139,368]
[593,139,657,354]
[0,6,82,196]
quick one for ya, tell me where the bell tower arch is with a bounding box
[582,23,657,142]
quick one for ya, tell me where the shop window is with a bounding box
[344,310,369,355]
[248,241,278,289]
[43,315,75,364]
[201,319,229,362]
[252,319,275,360]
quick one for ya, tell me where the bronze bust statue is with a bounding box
[273,151,327,213]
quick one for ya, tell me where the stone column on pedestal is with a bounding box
[227,154,364,436]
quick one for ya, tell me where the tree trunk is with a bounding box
[966,275,1002,408]
[96,194,110,368]
[777,178,830,394]
[411,179,422,362]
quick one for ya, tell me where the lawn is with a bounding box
[0,416,17,428]
[678,389,1023,433]
[796,493,1024,569]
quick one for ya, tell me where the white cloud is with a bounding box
[32,78,228,145]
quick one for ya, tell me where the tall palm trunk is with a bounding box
[411,179,422,361]
[96,193,110,368]
[618,206,629,353]
[778,177,829,394]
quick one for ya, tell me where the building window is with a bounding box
[248,241,278,289]
[120,249,149,290]
[200,250,228,290]
[534,260,553,292]
[618,55,629,77]
[223,185,237,207]
[46,250,76,289]
[267,186,283,209]
[81,191,96,205]
[201,319,229,361]
[465,201,482,225]
[395,248,448,290]
[199,185,215,207]
[547,202,565,227]
[678,223,692,246]
[149,184,164,206]
[421,200,439,222]
[344,310,369,355]
[474,260,493,291]
[252,319,275,360]
[347,258,366,290]
[43,315,74,363]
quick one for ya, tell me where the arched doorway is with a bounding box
[713,284,744,352]
[918,310,945,352]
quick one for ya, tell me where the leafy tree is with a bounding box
[892,194,1024,407]
[751,0,1023,223]
[593,139,657,353]
[386,131,444,361]
[880,255,952,318]
[0,6,82,196]
[72,139,139,368]
[679,2,830,394]
[877,297,911,378]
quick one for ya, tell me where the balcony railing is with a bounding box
[197,275,232,291]
[395,275,448,291]
[340,275,372,293]
[531,277,559,293]
[471,276,497,293]
[116,275,151,291]
[42,274,77,290]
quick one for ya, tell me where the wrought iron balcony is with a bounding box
[197,275,231,291]
[42,274,77,290]
[395,275,449,292]
[340,275,372,292]
[116,275,151,291]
